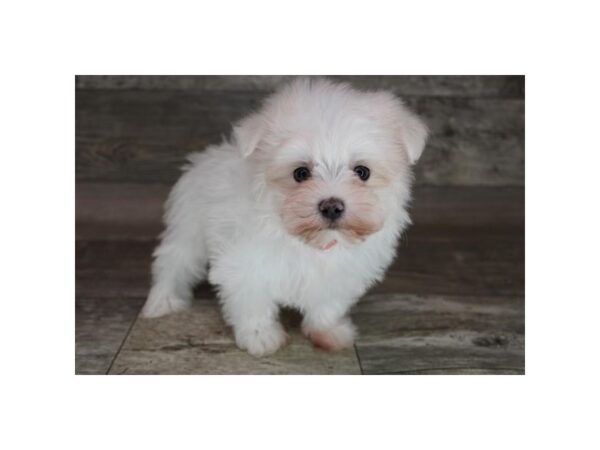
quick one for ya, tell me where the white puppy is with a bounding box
[141,78,428,356]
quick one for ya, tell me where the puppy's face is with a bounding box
[234,79,428,250]
[264,140,399,250]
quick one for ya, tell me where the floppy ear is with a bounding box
[371,92,429,165]
[232,113,267,158]
[396,103,428,165]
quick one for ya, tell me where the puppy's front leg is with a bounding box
[221,290,289,357]
[302,303,357,352]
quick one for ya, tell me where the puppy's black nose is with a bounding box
[318,197,345,221]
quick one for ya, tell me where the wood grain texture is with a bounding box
[75,79,524,186]
[76,240,153,299]
[109,301,361,375]
[373,226,525,297]
[76,297,144,374]
[410,96,524,185]
[76,75,524,98]
[353,293,524,374]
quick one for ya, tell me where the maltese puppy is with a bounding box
[141,78,428,356]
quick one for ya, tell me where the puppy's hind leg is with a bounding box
[141,227,208,319]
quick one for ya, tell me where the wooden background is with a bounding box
[75,76,525,374]
[76,75,524,187]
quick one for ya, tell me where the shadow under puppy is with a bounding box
[142,78,428,356]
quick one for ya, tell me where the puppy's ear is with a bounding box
[233,113,267,158]
[396,103,428,165]
[371,92,429,165]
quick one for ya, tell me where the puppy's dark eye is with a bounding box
[354,165,370,181]
[293,167,311,182]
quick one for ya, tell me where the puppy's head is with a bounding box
[233,78,428,250]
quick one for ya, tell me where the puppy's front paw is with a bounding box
[140,292,191,318]
[235,322,289,357]
[303,318,356,351]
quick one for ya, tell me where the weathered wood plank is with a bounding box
[356,343,524,375]
[75,183,168,225]
[76,75,524,98]
[76,240,154,299]
[407,96,524,185]
[373,226,525,297]
[353,293,524,374]
[76,240,214,300]
[411,185,524,227]
[75,89,261,184]
[108,301,361,375]
[76,297,144,374]
[75,89,524,186]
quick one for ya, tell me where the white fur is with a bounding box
[141,78,428,356]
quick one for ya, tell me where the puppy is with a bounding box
[141,78,428,356]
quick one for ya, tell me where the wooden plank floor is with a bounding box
[75,191,524,374]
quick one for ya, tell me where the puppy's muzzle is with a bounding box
[318,197,345,222]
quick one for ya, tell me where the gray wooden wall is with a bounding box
[76,76,524,187]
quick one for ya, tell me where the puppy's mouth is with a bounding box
[281,198,384,251]
[321,239,338,250]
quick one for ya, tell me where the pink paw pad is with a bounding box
[305,328,354,352]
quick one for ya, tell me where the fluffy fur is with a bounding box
[141,78,428,356]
